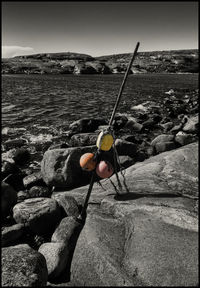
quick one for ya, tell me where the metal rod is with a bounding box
[109,42,140,126]
[79,171,95,219]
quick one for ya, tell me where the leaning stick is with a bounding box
[78,42,140,221]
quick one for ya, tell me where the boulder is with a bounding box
[65,142,198,207]
[13,198,61,236]
[13,148,31,166]
[1,182,17,219]
[3,173,25,192]
[155,141,177,154]
[70,143,198,286]
[182,114,198,133]
[2,244,48,286]
[23,171,45,188]
[160,121,174,132]
[142,118,156,130]
[1,223,25,247]
[28,186,52,198]
[69,118,107,134]
[70,133,98,147]
[1,160,21,180]
[38,242,70,280]
[51,216,82,243]
[4,138,27,150]
[124,118,143,132]
[115,139,138,158]
[52,194,80,217]
[151,134,174,147]
[118,155,134,168]
[175,131,195,146]
[41,146,96,188]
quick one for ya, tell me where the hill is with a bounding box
[2,49,198,75]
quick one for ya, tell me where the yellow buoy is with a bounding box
[80,153,97,171]
[96,130,114,151]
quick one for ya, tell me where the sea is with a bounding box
[2,73,198,144]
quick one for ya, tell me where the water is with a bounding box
[2,74,198,141]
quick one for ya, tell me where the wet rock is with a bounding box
[52,194,79,217]
[4,138,27,150]
[13,198,61,236]
[41,146,96,188]
[175,131,195,146]
[69,118,107,134]
[115,139,138,158]
[23,171,46,189]
[1,223,25,247]
[182,114,198,133]
[155,141,177,154]
[70,133,98,147]
[13,148,31,166]
[2,244,48,286]
[1,182,17,219]
[38,242,70,280]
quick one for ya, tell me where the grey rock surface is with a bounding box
[2,244,48,286]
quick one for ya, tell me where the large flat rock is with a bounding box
[68,142,198,286]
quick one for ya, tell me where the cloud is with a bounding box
[2,46,35,58]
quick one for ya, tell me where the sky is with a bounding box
[2,1,199,58]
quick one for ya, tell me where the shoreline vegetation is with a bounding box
[2,49,198,75]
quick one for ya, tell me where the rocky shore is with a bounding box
[2,49,198,74]
[1,88,198,286]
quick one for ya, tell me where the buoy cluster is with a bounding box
[79,129,114,179]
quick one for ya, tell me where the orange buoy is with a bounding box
[80,153,97,171]
[96,160,114,178]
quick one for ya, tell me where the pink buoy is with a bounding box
[96,160,114,179]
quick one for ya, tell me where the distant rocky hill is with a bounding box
[2,49,198,75]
